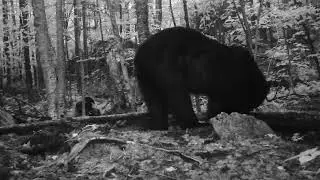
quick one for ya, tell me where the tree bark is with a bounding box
[36,49,45,89]
[135,0,150,43]
[73,0,81,93]
[80,1,88,116]
[32,0,57,118]
[253,0,263,60]
[239,0,253,54]
[182,0,190,28]
[96,0,104,41]
[155,0,162,31]
[19,0,33,92]
[56,0,66,118]
[283,27,295,94]
[169,0,176,27]
[119,2,123,34]
[0,0,3,89]
[193,3,200,30]
[233,0,254,55]
[10,0,19,86]
[2,0,11,87]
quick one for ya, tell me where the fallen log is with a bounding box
[250,111,320,132]
[0,111,319,136]
[0,112,149,135]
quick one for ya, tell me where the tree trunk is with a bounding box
[32,0,57,118]
[0,0,3,89]
[36,49,45,89]
[96,0,104,41]
[169,0,176,27]
[182,0,190,28]
[19,0,33,93]
[80,1,88,116]
[73,0,81,93]
[119,2,123,34]
[193,3,200,30]
[106,0,135,111]
[233,0,254,55]
[10,0,19,87]
[283,27,295,94]
[155,0,162,31]
[2,0,11,87]
[56,0,66,118]
[135,0,150,43]
[253,0,263,60]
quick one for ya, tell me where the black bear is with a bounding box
[75,97,101,116]
[134,27,269,130]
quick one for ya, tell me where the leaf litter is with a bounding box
[1,123,319,180]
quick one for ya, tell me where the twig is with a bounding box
[139,143,204,165]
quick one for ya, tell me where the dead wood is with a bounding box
[0,112,149,135]
[0,108,15,126]
[0,111,319,136]
[250,111,320,132]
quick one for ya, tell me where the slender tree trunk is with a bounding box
[36,49,45,89]
[82,0,89,74]
[64,0,72,105]
[80,1,88,116]
[193,3,201,30]
[233,0,254,55]
[10,0,19,86]
[19,0,33,93]
[73,0,81,93]
[9,0,16,25]
[182,0,190,28]
[96,0,104,41]
[283,27,295,94]
[32,0,57,118]
[155,0,162,31]
[169,0,176,27]
[253,0,264,60]
[119,3,123,34]
[239,0,253,54]
[0,1,5,90]
[0,0,3,89]
[56,0,66,117]
[96,0,105,91]
[135,0,150,43]
[2,0,11,87]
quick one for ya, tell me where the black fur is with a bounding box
[134,27,269,130]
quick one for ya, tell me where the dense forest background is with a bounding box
[0,0,319,121]
[0,0,320,179]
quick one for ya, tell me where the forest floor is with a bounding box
[0,122,319,179]
[0,93,320,180]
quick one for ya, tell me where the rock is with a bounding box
[210,112,274,140]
